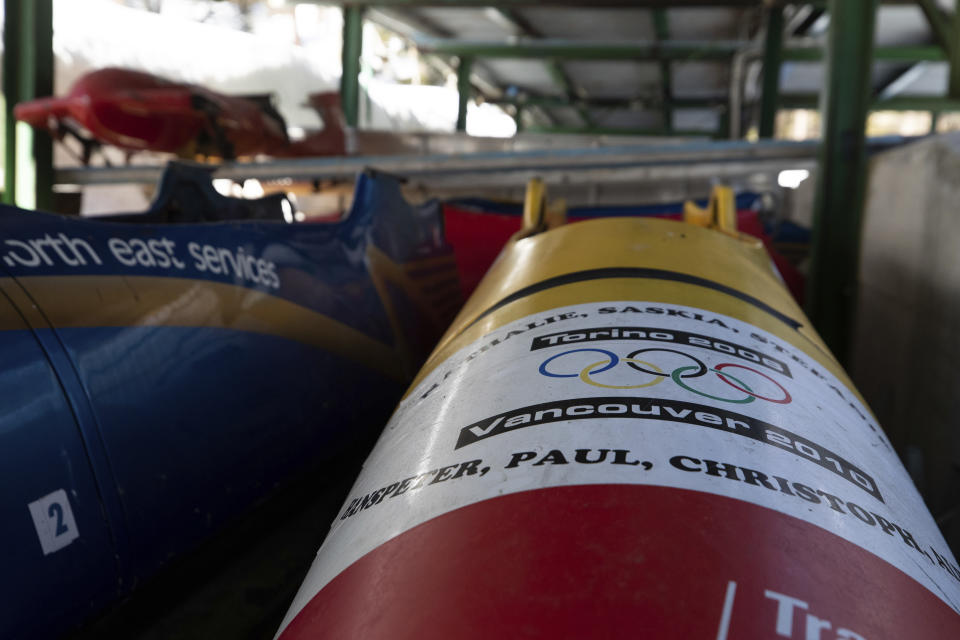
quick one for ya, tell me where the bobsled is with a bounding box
[13,68,347,161]
[276,182,960,639]
[0,171,459,638]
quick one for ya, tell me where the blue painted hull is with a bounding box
[0,173,459,637]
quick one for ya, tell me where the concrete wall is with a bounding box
[851,133,960,552]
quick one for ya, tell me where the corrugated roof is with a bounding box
[367,2,958,137]
[512,8,656,41]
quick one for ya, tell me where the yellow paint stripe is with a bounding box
[433,217,822,358]
[0,278,37,331]
[404,217,871,413]
[13,275,405,380]
[447,217,805,350]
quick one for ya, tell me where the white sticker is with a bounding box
[281,301,960,628]
[28,489,80,555]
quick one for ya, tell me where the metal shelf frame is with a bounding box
[2,0,954,358]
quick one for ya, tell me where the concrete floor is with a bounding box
[67,447,368,640]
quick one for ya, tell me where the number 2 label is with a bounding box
[27,489,80,555]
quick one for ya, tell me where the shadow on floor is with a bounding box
[67,438,373,640]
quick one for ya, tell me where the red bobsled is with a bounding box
[14,68,346,161]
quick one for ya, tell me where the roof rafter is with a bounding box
[488,8,595,128]
[366,7,502,99]
[488,94,725,110]
[417,38,744,60]
[781,94,960,111]
[916,0,953,53]
[415,39,948,62]
[873,62,929,101]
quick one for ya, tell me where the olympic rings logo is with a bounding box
[538,347,792,405]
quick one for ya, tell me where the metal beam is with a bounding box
[758,7,784,138]
[365,7,506,100]
[780,94,960,111]
[530,105,559,127]
[523,125,714,137]
[488,94,725,110]
[783,44,944,62]
[490,7,539,37]
[3,0,54,210]
[456,56,472,132]
[419,159,819,195]
[789,7,825,36]
[513,105,525,132]
[340,5,365,128]
[491,8,593,127]
[416,38,946,63]
[652,9,673,132]
[58,138,868,186]
[366,6,452,38]
[807,0,878,362]
[873,61,929,100]
[916,0,953,54]
[950,8,960,98]
[717,106,731,139]
[546,61,595,127]
[417,38,746,60]
[776,95,826,110]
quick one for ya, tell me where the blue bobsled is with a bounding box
[0,172,460,638]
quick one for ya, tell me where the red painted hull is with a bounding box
[281,485,960,639]
[14,68,290,157]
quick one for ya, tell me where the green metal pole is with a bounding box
[340,5,365,128]
[33,0,54,211]
[652,9,673,132]
[758,6,784,138]
[780,94,960,111]
[783,44,943,62]
[917,0,953,56]
[950,9,960,98]
[2,1,20,206]
[546,61,593,127]
[3,0,53,210]
[418,40,740,61]
[931,110,940,133]
[419,40,940,63]
[490,9,589,128]
[717,107,730,140]
[806,0,878,363]
[514,106,524,133]
[456,56,472,132]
